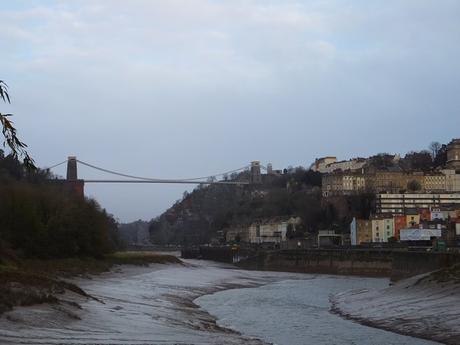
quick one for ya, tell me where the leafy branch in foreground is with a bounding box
[0,80,35,169]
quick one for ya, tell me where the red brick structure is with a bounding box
[393,215,406,240]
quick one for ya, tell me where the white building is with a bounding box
[248,217,301,244]
[371,217,395,242]
[312,157,367,174]
[310,157,337,172]
[400,228,442,241]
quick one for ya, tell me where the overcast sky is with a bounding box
[1,0,459,222]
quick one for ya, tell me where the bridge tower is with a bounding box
[250,161,262,184]
[66,156,78,180]
[66,156,85,197]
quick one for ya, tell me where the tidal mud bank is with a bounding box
[0,258,445,345]
[0,252,181,316]
[0,260,281,344]
[331,267,460,345]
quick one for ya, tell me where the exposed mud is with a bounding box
[330,270,460,345]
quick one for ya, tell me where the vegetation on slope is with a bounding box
[0,151,121,259]
[149,167,375,245]
[149,141,447,246]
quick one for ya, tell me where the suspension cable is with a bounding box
[43,160,67,170]
[76,159,249,182]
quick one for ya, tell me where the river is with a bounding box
[0,259,439,345]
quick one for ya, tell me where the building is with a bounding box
[430,208,444,221]
[322,170,426,196]
[311,156,368,174]
[350,218,373,244]
[317,230,343,247]
[405,209,420,227]
[343,174,366,192]
[366,170,424,193]
[447,138,460,170]
[400,228,442,242]
[310,156,337,172]
[248,217,301,244]
[324,158,367,174]
[322,172,366,196]
[424,173,447,192]
[442,169,460,192]
[322,167,460,197]
[224,226,249,243]
[350,218,357,245]
[420,208,431,222]
[266,163,273,175]
[376,193,460,215]
[393,215,406,240]
[371,217,395,242]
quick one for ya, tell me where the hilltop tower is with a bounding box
[267,163,273,175]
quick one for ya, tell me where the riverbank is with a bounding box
[0,259,278,344]
[196,275,436,345]
[0,251,181,316]
[331,264,460,345]
[0,258,441,345]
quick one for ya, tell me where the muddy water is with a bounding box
[0,260,439,345]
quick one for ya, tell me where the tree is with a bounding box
[407,179,422,192]
[368,153,395,169]
[402,151,432,171]
[433,144,448,168]
[0,80,35,169]
[429,141,442,161]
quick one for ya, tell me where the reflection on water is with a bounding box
[0,260,439,345]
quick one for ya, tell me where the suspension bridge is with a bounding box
[46,156,272,197]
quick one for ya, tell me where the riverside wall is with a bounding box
[182,247,460,281]
[391,251,460,281]
[236,249,393,278]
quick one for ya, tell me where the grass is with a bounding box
[105,251,181,266]
[0,251,182,315]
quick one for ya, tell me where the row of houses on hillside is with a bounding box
[322,169,460,196]
[320,138,460,196]
[350,207,460,245]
